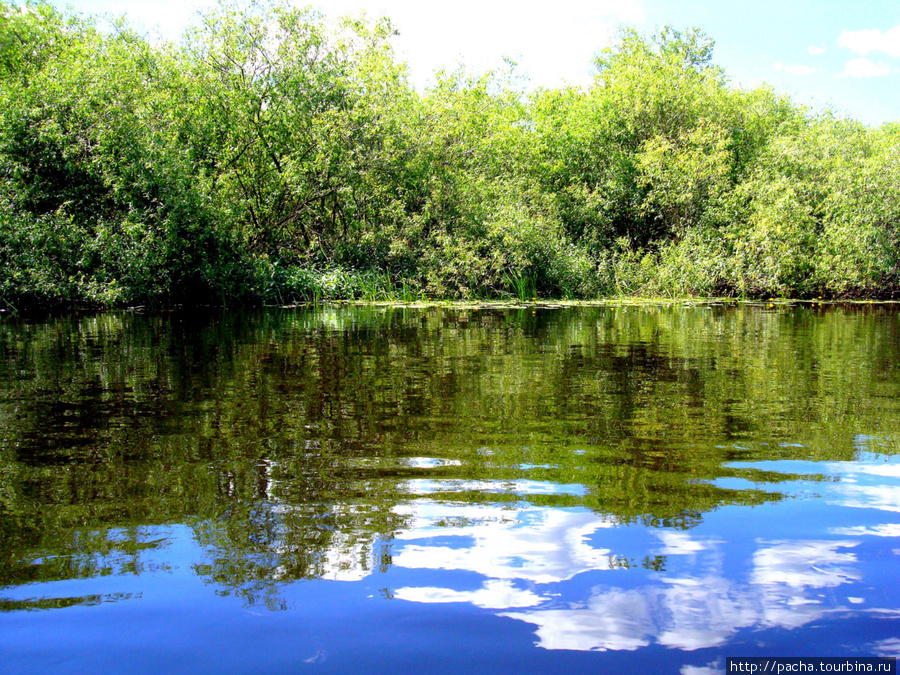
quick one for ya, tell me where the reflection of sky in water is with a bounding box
[392,502,617,583]
[681,666,722,675]
[751,540,859,589]
[724,456,900,515]
[824,461,900,513]
[499,537,864,651]
[12,455,893,661]
[832,523,900,537]
[384,456,900,652]
[395,580,543,609]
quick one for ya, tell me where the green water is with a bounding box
[2,304,899,672]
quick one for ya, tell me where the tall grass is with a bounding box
[265,266,426,304]
[505,271,537,302]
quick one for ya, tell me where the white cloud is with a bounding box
[392,502,618,584]
[72,0,214,39]
[833,462,900,478]
[774,62,816,76]
[840,58,893,78]
[81,0,646,89]
[808,45,826,55]
[319,531,377,581]
[655,530,717,555]
[395,580,542,609]
[354,0,646,88]
[751,540,860,589]
[838,25,900,58]
[501,589,656,652]
[318,0,645,26]
[654,576,757,650]
[831,523,900,537]
[681,666,722,675]
[830,480,900,509]
[870,638,900,658]
[391,502,899,655]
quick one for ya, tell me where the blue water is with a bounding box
[2,305,900,673]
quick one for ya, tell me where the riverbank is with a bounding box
[2,2,898,310]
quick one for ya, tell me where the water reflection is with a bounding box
[393,503,619,583]
[395,580,543,609]
[390,502,874,652]
[826,462,900,513]
[387,455,900,653]
[751,540,859,590]
[3,305,900,669]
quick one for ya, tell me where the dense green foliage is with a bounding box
[1,1,898,306]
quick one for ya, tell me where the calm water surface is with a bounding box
[2,303,900,673]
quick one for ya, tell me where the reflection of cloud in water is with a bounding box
[291,492,893,654]
[870,638,900,658]
[395,580,542,609]
[502,589,654,652]
[656,530,717,555]
[655,576,757,649]
[828,462,900,479]
[503,579,757,651]
[393,502,617,583]
[830,484,900,513]
[503,541,860,652]
[751,540,859,589]
[393,502,871,653]
[824,461,900,513]
[831,523,900,537]
[681,665,722,675]
[743,540,858,632]
[504,573,759,651]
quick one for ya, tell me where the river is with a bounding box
[2,303,899,673]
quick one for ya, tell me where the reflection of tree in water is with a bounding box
[0,516,172,609]
[189,455,410,610]
[1,305,899,608]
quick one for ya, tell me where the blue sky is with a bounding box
[55,0,900,126]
